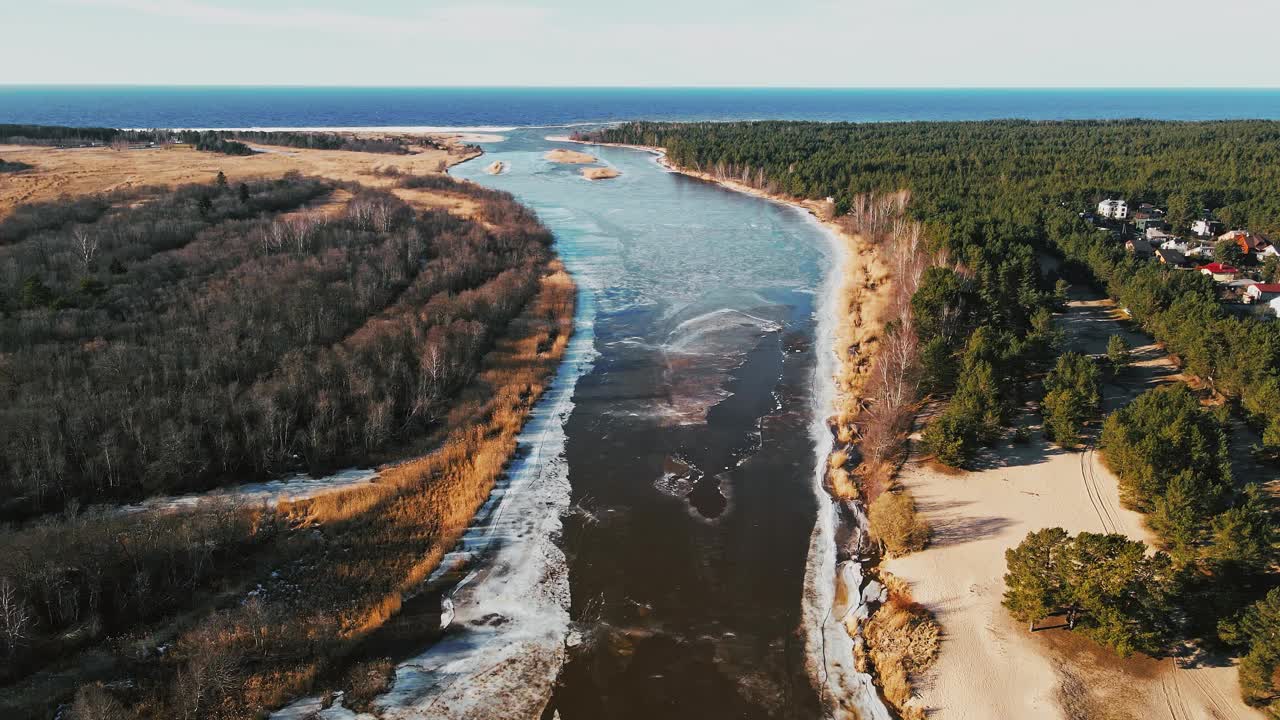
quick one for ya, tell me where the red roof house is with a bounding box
[1200,262,1240,281]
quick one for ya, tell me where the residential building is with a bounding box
[1160,237,1191,253]
[1186,244,1214,260]
[1155,247,1188,267]
[1199,262,1240,282]
[1193,219,1223,238]
[1126,238,1153,258]
[1270,295,1280,319]
[1246,283,1280,303]
[1220,229,1272,255]
[1097,199,1129,220]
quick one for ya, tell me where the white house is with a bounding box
[1098,199,1129,220]
[1246,283,1280,303]
[1192,219,1221,238]
[1269,295,1280,318]
[1160,237,1190,253]
[1186,244,1214,260]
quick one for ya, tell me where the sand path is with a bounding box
[884,286,1263,720]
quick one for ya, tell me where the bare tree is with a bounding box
[68,683,126,720]
[73,225,99,270]
[0,577,31,657]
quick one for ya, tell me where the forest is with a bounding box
[0,168,572,719]
[0,172,553,519]
[587,120,1280,712]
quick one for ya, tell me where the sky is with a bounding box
[3,0,1278,87]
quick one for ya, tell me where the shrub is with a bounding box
[869,490,930,556]
[922,406,978,467]
[864,577,939,719]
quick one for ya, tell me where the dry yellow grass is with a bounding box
[0,136,479,220]
[861,574,939,720]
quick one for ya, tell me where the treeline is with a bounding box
[176,131,255,155]
[0,124,417,155]
[207,130,415,154]
[0,173,553,519]
[0,123,139,146]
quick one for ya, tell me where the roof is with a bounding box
[1200,262,1240,274]
[1250,283,1280,293]
[1155,248,1187,264]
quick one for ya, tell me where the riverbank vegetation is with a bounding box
[0,169,574,719]
[588,119,1280,712]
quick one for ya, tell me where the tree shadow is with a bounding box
[926,513,1015,548]
[967,432,1069,471]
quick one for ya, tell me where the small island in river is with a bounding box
[582,166,621,180]
[545,148,597,164]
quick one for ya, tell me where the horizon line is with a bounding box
[4,83,1280,91]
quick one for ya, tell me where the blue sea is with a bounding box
[4,86,1280,128]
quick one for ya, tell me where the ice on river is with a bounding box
[110,467,379,515]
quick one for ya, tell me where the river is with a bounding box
[457,129,837,718]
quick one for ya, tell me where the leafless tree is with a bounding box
[73,225,99,270]
[0,577,31,657]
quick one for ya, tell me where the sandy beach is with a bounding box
[884,288,1262,720]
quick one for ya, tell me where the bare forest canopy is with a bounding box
[0,172,553,520]
[0,124,425,155]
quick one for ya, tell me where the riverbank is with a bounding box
[561,134,899,718]
[882,286,1262,719]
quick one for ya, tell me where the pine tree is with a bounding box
[1003,528,1070,630]
[1106,334,1131,374]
